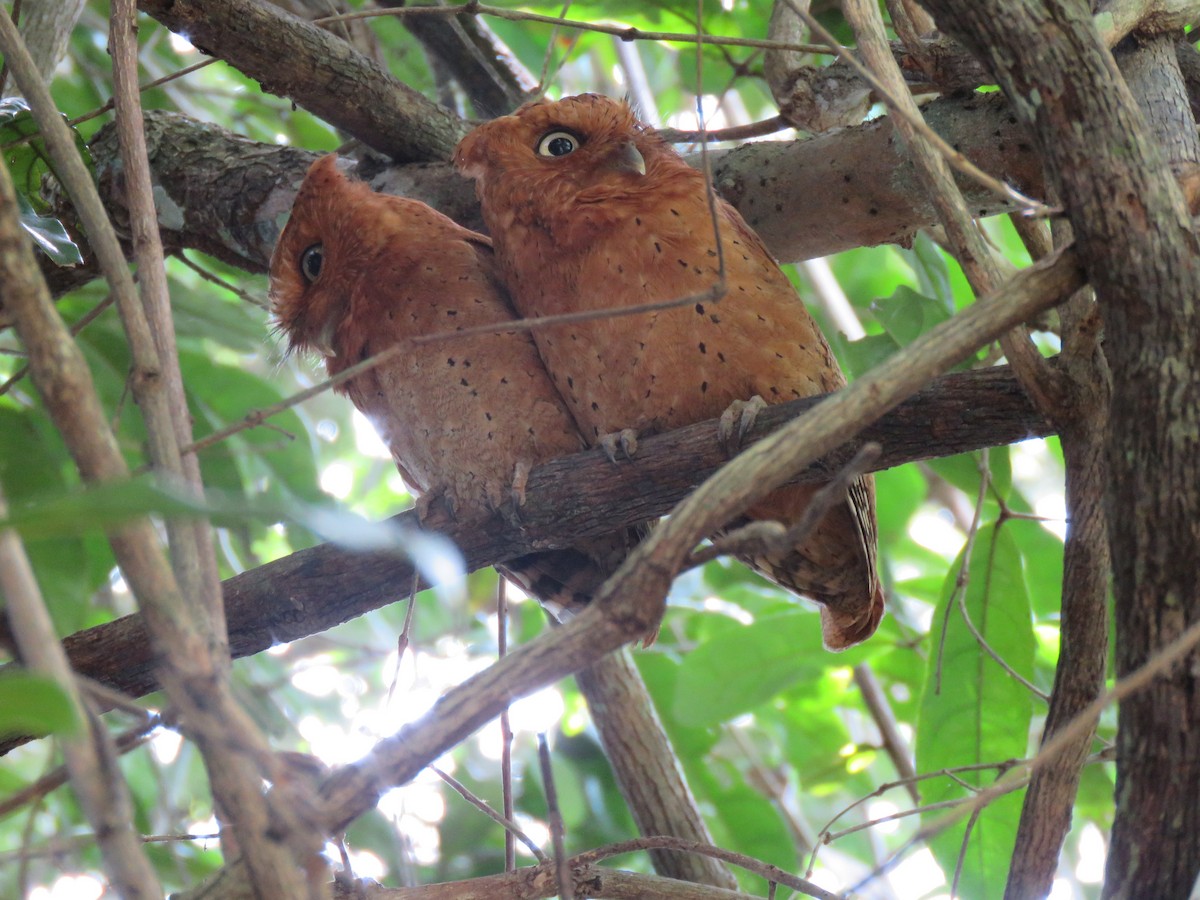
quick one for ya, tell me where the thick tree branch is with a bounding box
[576,651,737,890]
[922,2,1200,896]
[34,91,1043,300]
[0,363,1055,755]
[137,0,469,162]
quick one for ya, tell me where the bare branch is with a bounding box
[0,361,1058,757]
[137,0,469,161]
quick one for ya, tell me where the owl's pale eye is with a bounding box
[536,131,579,158]
[300,243,324,283]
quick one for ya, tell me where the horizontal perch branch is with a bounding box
[0,362,1052,754]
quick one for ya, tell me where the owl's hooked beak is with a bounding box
[312,314,339,358]
[606,141,646,177]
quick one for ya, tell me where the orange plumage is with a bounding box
[455,94,884,648]
[269,154,632,612]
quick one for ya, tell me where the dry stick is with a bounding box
[572,836,837,900]
[339,862,764,899]
[111,0,225,633]
[852,664,919,804]
[0,15,314,895]
[689,443,880,569]
[538,734,573,900]
[497,579,516,873]
[796,1,1048,215]
[0,292,114,397]
[575,648,739,890]
[0,482,163,898]
[0,715,161,819]
[835,0,1063,409]
[184,279,727,457]
[429,765,547,862]
[657,115,788,145]
[0,58,220,149]
[320,4,836,55]
[176,251,269,309]
[313,239,1082,847]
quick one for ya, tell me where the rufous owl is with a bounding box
[269,154,634,614]
[455,94,884,649]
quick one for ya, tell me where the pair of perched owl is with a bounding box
[270,93,884,649]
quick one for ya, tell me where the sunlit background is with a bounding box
[0,2,1112,897]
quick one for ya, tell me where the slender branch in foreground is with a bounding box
[0,360,1058,760]
[320,3,837,55]
[804,0,1048,215]
[309,237,1080,847]
[430,765,547,863]
[0,15,315,892]
[0,482,162,896]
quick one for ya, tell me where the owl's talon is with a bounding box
[598,428,639,462]
[510,460,531,507]
[415,488,454,524]
[718,395,767,458]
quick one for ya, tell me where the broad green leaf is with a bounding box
[0,479,464,597]
[15,191,82,265]
[0,671,79,737]
[871,285,952,348]
[1,97,92,265]
[916,524,1035,899]
[841,332,900,379]
[673,611,877,726]
[909,230,957,311]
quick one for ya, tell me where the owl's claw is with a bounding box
[415,487,454,524]
[510,460,531,507]
[598,428,639,462]
[718,395,768,457]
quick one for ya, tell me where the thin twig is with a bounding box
[429,765,547,862]
[176,251,270,310]
[317,3,837,55]
[657,114,788,145]
[934,449,990,694]
[538,734,573,899]
[0,292,114,398]
[685,442,880,568]
[852,663,919,803]
[810,0,1048,214]
[572,836,838,900]
[188,280,731,457]
[498,578,516,873]
[0,479,163,895]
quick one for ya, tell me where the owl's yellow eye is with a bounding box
[536,131,579,158]
[300,243,323,283]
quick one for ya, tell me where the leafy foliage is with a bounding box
[0,2,1105,898]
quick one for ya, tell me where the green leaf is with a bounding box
[915,524,1035,898]
[841,332,900,379]
[1,97,92,265]
[909,230,957,310]
[0,671,79,737]
[870,284,953,347]
[14,190,82,265]
[673,611,877,726]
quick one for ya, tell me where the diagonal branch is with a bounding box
[137,0,468,162]
[0,361,1056,756]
